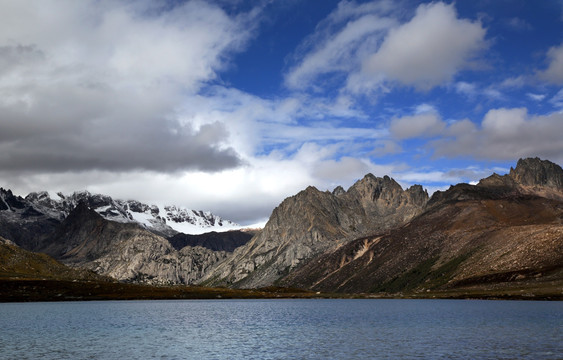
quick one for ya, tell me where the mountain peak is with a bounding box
[509,157,563,189]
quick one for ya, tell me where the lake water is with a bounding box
[0,299,561,359]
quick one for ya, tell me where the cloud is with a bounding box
[498,76,527,89]
[390,112,445,139]
[527,93,546,101]
[178,86,381,161]
[2,142,407,225]
[504,17,533,31]
[363,2,487,90]
[550,88,563,108]
[0,0,255,174]
[285,1,487,96]
[284,1,396,90]
[455,81,478,97]
[538,43,563,84]
[432,108,563,164]
[370,140,402,157]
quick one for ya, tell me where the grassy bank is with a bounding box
[1,277,561,302]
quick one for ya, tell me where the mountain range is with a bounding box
[0,190,252,284]
[1,157,562,299]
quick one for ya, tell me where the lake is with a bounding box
[0,299,561,359]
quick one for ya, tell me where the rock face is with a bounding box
[38,203,229,285]
[477,157,563,201]
[25,190,240,237]
[0,235,106,281]
[168,231,253,252]
[201,174,428,288]
[0,188,61,251]
[0,187,241,253]
[281,158,563,294]
[509,157,563,189]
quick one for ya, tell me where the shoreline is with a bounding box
[1,278,561,302]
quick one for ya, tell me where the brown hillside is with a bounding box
[282,194,563,296]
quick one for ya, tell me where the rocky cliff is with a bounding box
[0,188,240,253]
[168,230,253,252]
[201,174,428,288]
[281,158,563,295]
[25,190,240,237]
[0,188,62,250]
[477,157,563,201]
[38,203,229,285]
[0,236,106,281]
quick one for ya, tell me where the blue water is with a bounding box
[0,299,561,359]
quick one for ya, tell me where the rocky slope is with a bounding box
[281,157,563,294]
[26,190,240,236]
[168,230,253,252]
[0,188,62,250]
[0,188,240,253]
[201,174,428,288]
[38,203,230,285]
[0,236,106,281]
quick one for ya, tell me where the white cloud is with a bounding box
[482,87,504,100]
[0,0,257,173]
[504,17,532,31]
[363,2,487,90]
[539,43,563,84]
[3,142,407,225]
[390,112,445,139]
[498,76,527,89]
[285,2,396,90]
[177,86,382,161]
[455,81,478,97]
[527,93,546,101]
[550,88,563,108]
[370,140,402,156]
[432,108,563,164]
[481,108,527,137]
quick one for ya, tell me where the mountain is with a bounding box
[0,188,61,250]
[25,190,240,237]
[0,236,106,281]
[280,157,563,296]
[201,174,428,288]
[2,156,561,299]
[168,230,253,252]
[36,203,229,285]
[0,188,241,253]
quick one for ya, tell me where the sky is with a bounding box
[1,0,563,226]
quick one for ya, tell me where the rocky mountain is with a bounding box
[2,156,561,299]
[0,188,241,253]
[0,188,61,250]
[201,174,428,288]
[476,157,563,201]
[168,230,253,252]
[0,236,106,281]
[37,203,229,285]
[25,190,240,237]
[280,157,563,295]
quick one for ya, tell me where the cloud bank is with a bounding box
[0,0,253,173]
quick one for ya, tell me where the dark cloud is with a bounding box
[0,1,251,175]
[0,96,242,172]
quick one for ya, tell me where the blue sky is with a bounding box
[0,0,562,225]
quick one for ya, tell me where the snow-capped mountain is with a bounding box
[22,190,240,236]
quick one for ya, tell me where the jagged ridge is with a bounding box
[201,174,428,288]
[281,157,563,294]
[38,203,230,285]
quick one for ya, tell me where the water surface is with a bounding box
[0,299,561,359]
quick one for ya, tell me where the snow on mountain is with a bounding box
[23,190,240,236]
